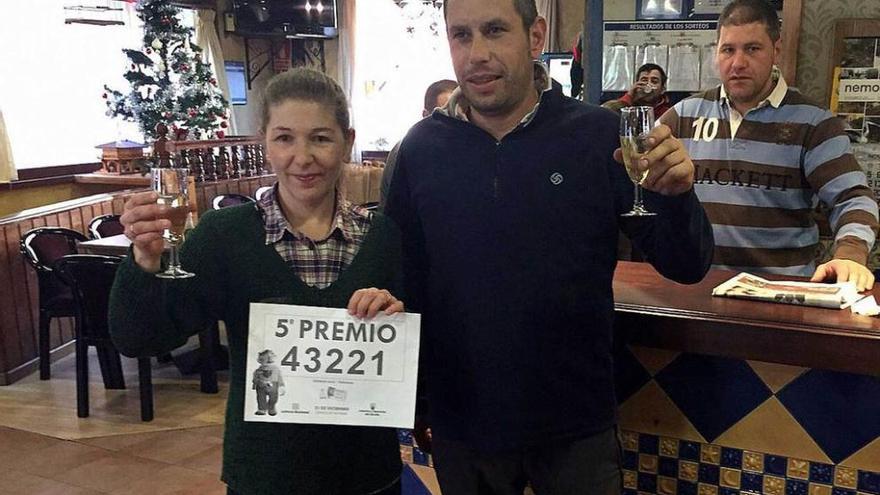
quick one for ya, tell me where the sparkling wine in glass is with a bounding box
[620,106,657,217]
[152,167,195,279]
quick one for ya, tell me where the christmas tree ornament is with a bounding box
[103,0,228,141]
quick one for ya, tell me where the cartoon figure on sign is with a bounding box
[252,349,285,416]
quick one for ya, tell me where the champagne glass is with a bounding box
[152,167,195,279]
[620,106,657,217]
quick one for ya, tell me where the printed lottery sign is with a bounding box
[245,303,421,428]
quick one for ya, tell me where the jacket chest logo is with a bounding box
[550,172,564,185]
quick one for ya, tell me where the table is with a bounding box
[78,234,133,256]
[613,261,880,376]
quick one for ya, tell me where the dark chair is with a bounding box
[254,185,273,201]
[20,227,89,380]
[88,214,125,239]
[211,193,255,210]
[54,255,154,421]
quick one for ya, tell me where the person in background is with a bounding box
[603,62,672,117]
[109,68,406,495]
[660,0,879,290]
[379,79,458,208]
[385,0,714,493]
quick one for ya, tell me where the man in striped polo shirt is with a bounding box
[660,0,880,290]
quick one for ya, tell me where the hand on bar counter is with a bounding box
[811,259,875,293]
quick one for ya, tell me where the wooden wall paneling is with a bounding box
[88,204,101,228]
[15,221,39,360]
[194,188,205,216]
[70,208,85,237]
[92,203,103,219]
[100,200,113,216]
[58,211,72,230]
[45,214,59,229]
[5,222,28,369]
[0,226,16,373]
[112,197,125,215]
[203,184,218,214]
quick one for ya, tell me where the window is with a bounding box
[352,0,455,152]
[0,2,195,169]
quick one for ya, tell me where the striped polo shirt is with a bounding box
[660,75,879,276]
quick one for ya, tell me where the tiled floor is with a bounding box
[0,341,439,494]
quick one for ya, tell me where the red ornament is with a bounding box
[217,130,225,139]
[210,78,217,86]
[188,108,197,117]
[102,93,108,99]
[146,48,152,54]
[164,112,173,119]
[130,64,136,70]
[220,121,228,129]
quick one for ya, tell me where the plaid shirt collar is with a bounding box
[257,184,363,244]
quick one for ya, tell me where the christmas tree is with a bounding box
[103,0,229,142]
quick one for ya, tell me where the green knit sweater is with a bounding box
[109,204,403,495]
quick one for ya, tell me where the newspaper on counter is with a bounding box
[711,272,862,309]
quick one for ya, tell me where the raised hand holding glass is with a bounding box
[152,167,195,279]
[620,106,657,217]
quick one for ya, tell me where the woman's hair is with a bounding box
[259,68,351,134]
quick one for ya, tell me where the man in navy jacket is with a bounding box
[385,0,714,493]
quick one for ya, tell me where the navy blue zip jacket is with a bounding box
[385,84,714,452]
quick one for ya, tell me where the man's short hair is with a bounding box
[444,0,538,33]
[636,63,668,87]
[717,0,781,42]
[424,79,458,113]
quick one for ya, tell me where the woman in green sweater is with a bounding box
[109,68,405,495]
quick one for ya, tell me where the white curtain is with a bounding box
[536,0,559,53]
[338,0,358,161]
[195,9,239,135]
[0,107,16,183]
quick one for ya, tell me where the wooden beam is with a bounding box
[779,0,803,85]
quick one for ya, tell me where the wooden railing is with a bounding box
[152,123,268,182]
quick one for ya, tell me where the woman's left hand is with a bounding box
[347,288,404,318]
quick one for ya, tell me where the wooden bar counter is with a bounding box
[611,262,880,494]
[612,261,880,376]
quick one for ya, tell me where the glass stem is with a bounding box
[633,183,645,211]
[168,243,181,270]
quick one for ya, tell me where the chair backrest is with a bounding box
[212,193,255,210]
[254,185,273,201]
[88,214,125,239]
[53,255,122,341]
[20,227,89,273]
